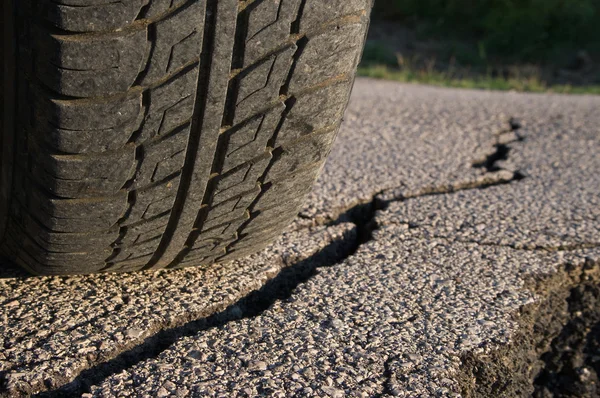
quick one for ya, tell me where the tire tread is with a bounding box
[1,0,372,274]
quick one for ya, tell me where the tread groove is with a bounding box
[132,24,156,87]
[164,0,249,267]
[185,0,305,263]
[143,0,224,269]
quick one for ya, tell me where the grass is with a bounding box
[362,0,600,94]
[359,39,600,95]
[358,65,600,95]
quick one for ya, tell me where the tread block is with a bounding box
[138,66,198,142]
[36,0,194,33]
[275,81,350,145]
[255,168,320,212]
[228,230,280,251]
[233,46,295,123]
[27,188,129,232]
[266,127,337,182]
[110,236,161,263]
[189,237,223,251]
[12,212,117,253]
[221,105,284,172]
[203,186,260,230]
[198,216,247,240]
[288,23,366,92]
[183,238,229,262]
[243,206,298,235]
[177,249,224,266]
[32,145,137,198]
[34,26,148,97]
[226,224,284,251]
[124,175,180,225]
[22,241,113,267]
[108,253,154,272]
[141,0,206,85]
[143,0,190,21]
[300,0,371,32]
[243,0,301,66]
[132,126,189,189]
[119,216,169,246]
[37,90,144,153]
[34,0,145,33]
[17,252,106,275]
[212,153,272,203]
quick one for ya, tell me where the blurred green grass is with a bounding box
[360,0,600,93]
[358,64,600,94]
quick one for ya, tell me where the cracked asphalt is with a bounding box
[1,79,600,397]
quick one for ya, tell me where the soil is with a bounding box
[457,259,600,398]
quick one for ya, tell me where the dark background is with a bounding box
[361,0,600,92]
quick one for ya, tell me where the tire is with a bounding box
[0,0,372,275]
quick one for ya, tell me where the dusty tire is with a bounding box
[0,0,372,275]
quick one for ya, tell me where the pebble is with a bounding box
[247,360,267,371]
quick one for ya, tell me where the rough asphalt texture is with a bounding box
[1,79,599,397]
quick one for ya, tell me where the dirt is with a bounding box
[533,282,600,397]
[457,259,600,397]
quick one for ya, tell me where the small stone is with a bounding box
[303,368,315,379]
[125,328,143,339]
[322,386,344,397]
[247,360,267,371]
[578,367,592,382]
[187,350,202,360]
[405,353,421,362]
[156,387,169,397]
[331,319,344,329]
[163,381,176,391]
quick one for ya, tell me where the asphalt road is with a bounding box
[1,79,599,397]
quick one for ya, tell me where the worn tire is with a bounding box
[0,0,371,275]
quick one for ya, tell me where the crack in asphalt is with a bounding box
[32,170,528,397]
[36,228,357,397]
[15,118,535,396]
[472,117,524,173]
[377,354,402,397]
[14,116,593,397]
[18,116,592,398]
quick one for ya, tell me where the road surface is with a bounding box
[1,79,599,397]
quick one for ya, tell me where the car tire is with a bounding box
[0,0,372,275]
